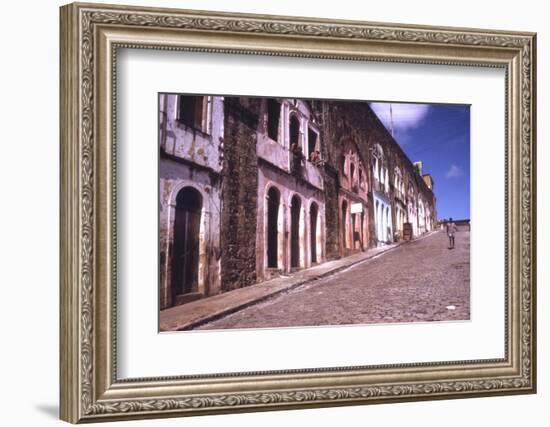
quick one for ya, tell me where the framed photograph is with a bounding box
[60,2,536,423]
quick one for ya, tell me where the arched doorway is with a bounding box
[267,187,280,268]
[381,204,387,241]
[418,200,426,233]
[290,195,301,268]
[310,202,318,264]
[375,201,381,241]
[360,210,365,250]
[341,200,348,249]
[171,187,202,300]
[385,206,390,241]
[351,212,356,249]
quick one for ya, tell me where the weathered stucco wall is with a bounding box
[159,94,224,171]
[313,100,380,251]
[312,99,437,249]
[159,94,437,308]
[256,162,326,280]
[158,158,222,309]
[158,94,224,309]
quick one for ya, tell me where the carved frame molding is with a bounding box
[60,2,536,423]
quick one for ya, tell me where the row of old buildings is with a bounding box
[159,94,436,309]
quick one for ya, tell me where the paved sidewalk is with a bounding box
[160,235,432,331]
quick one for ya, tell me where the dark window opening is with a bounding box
[290,115,303,176]
[307,127,318,158]
[177,95,205,131]
[267,99,281,141]
[290,115,300,148]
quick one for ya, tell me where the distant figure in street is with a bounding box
[446,218,457,249]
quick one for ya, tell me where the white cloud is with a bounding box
[369,102,431,133]
[445,164,464,178]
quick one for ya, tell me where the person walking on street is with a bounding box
[446,218,457,249]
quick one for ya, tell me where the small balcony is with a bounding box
[298,155,324,190]
[257,135,290,172]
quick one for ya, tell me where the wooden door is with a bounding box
[310,203,318,263]
[267,187,280,268]
[290,196,301,268]
[172,187,202,299]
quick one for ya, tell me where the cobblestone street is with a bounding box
[197,229,470,330]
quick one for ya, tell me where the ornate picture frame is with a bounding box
[60,2,536,423]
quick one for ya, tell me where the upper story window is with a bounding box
[289,114,304,176]
[372,143,384,183]
[341,141,367,192]
[307,127,318,159]
[340,155,346,176]
[266,98,281,142]
[394,167,404,197]
[177,95,210,134]
[407,181,416,202]
[289,115,301,149]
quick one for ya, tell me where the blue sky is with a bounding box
[370,102,470,220]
